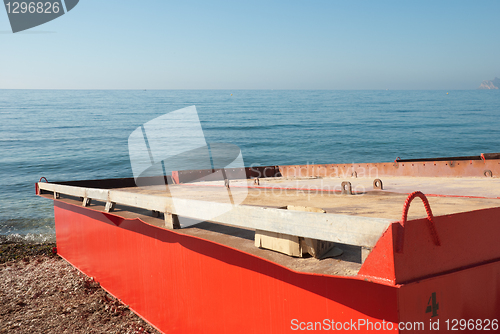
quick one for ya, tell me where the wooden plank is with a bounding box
[255,230,301,257]
[165,213,181,229]
[109,191,170,212]
[104,201,116,213]
[86,188,109,201]
[168,197,391,247]
[82,197,91,207]
[286,205,325,213]
[37,182,392,248]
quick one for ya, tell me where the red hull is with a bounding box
[53,200,500,333]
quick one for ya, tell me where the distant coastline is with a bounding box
[478,77,500,89]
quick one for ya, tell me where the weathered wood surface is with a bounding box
[38,175,500,248]
[38,182,392,248]
[196,176,500,199]
[114,183,500,221]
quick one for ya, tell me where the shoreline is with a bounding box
[0,242,160,333]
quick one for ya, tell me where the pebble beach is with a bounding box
[0,241,160,334]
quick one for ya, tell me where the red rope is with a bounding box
[396,191,441,253]
[39,177,48,183]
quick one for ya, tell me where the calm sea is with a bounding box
[1,90,499,243]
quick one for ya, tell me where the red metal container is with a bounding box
[37,157,500,333]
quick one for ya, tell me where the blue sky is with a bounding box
[1,0,499,89]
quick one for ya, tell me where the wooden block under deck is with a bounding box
[165,212,180,229]
[254,230,338,259]
[300,238,335,258]
[255,230,302,257]
[82,197,91,207]
[289,205,335,258]
[104,201,116,213]
[255,205,337,258]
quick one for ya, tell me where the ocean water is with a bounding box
[1,90,499,243]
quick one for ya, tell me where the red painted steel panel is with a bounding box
[53,200,399,333]
[393,207,500,284]
[360,207,500,284]
[398,260,500,331]
[358,224,397,284]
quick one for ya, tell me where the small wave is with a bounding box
[206,123,304,131]
[0,233,56,244]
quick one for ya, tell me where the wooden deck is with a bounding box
[38,175,500,277]
[117,176,500,221]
